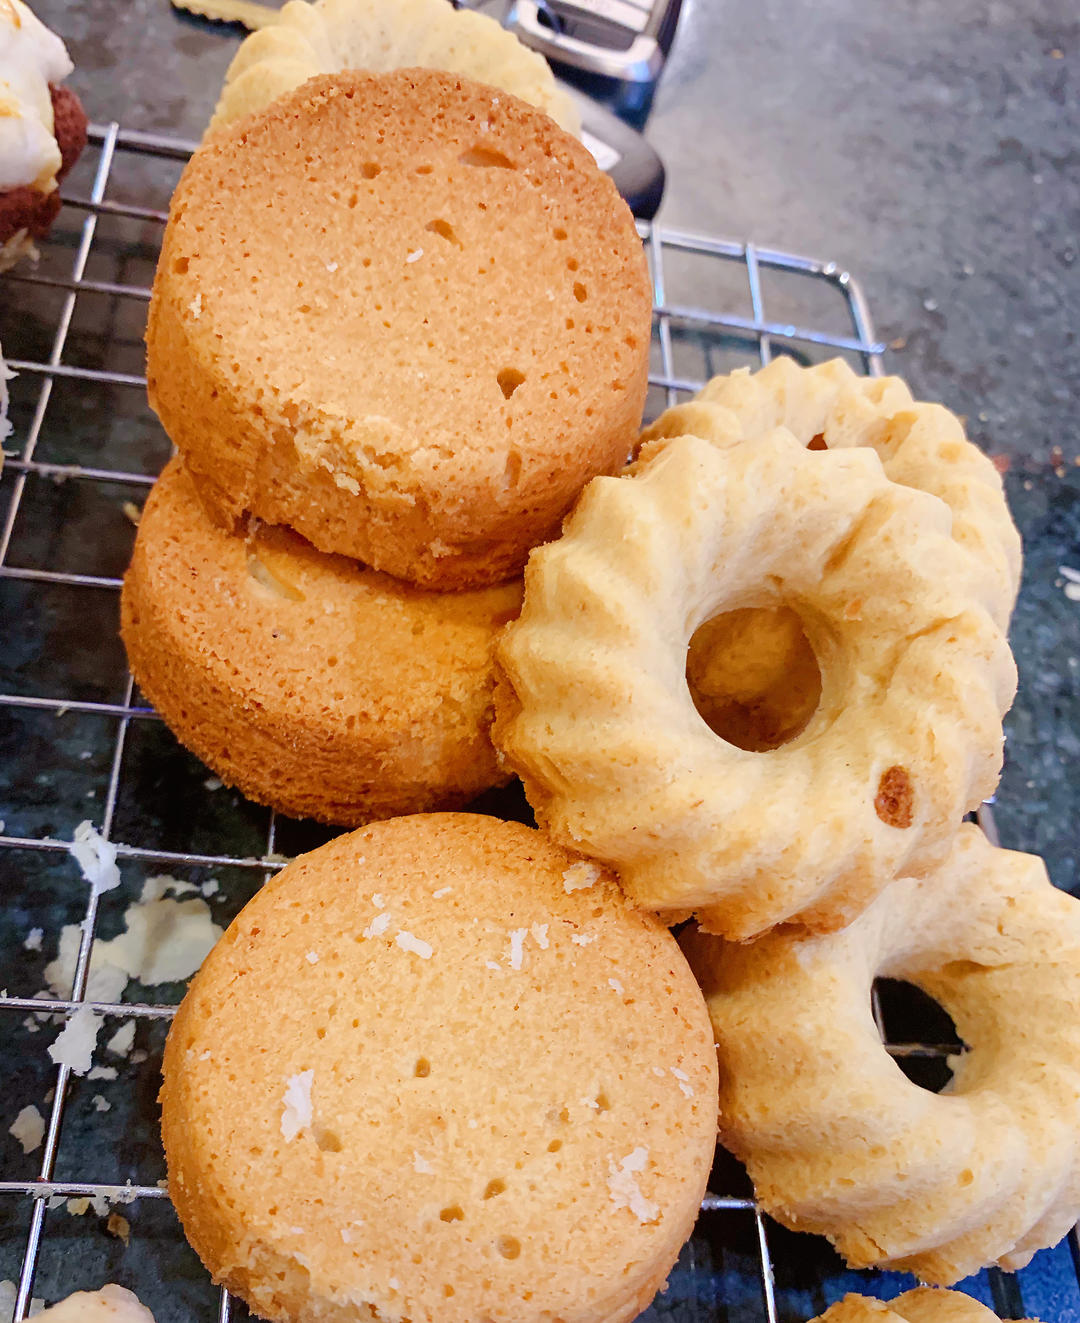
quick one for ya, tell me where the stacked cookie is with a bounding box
[495,357,1080,1290]
[125,66,652,825]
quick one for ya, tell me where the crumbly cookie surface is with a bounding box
[147,68,651,588]
[161,813,718,1323]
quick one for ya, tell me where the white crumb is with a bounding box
[106,1020,136,1057]
[0,341,14,444]
[203,776,223,791]
[507,928,527,971]
[388,1278,400,1291]
[1066,582,1080,603]
[8,1104,44,1154]
[23,928,43,952]
[93,1094,111,1113]
[281,1070,314,1142]
[325,260,339,273]
[305,951,320,964]
[189,292,202,319]
[609,978,625,995]
[608,1147,659,1223]
[1059,565,1080,584]
[432,886,452,899]
[201,879,220,898]
[0,1280,44,1318]
[571,933,596,946]
[122,500,142,527]
[652,1066,667,1077]
[412,1151,433,1174]
[395,931,433,959]
[563,862,602,893]
[47,1005,102,1075]
[45,886,222,1000]
[362,912,392,939]
[68,821,120,896]
[87,1065,117,1081]
[581,1096,599,1109]
[371,893,384,908]
[531,923,549,949]
[199,1050,212,1061]
[671,1066,693,1098]
[340,1226,352,1243]
[406,248,423,263]
[484,961,501,972]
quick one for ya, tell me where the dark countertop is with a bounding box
[2,3,1079,1320]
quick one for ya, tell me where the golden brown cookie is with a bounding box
[812,1289,1041,1322]
[681,825,1080,1286]
[161,813,719,1323]
[121,457,521,825]
[146,68,651,589]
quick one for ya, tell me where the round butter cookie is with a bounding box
[812,1290,1041,1322]
[681,825,1080,1286]
[210,0,579,137]
[161,813,719,1323]
[640,356,1021,629]
[495,430,1016,939]
[146,69,651,590]
[121,457,520,825]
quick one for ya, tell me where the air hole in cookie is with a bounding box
[497,368,526,400]
[483,1178,506,1199]
[807,432,828,451]
[497,1236,521,1260]
[595,1091,612,1112]
[413,1057,432,1078]
[872,977,967,1093]
[686,606,822,752]
[312,1124,343,1153]
[426,218,462,247]
[362,162,381,179]
[573,282,588,303]
[547,1139,563,1153]
[459,145,516,170]
[553,226,568,240]
[440,1205,465,1222]
[173,256,189,274]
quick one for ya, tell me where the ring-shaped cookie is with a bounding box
[494,431,1016,938]
[640,357,1021,628]
[209,0,580,137]
[681,825,1080,1286]
[811,1289,1041,1323]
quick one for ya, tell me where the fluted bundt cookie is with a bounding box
[210,0,579,137]
[812,1289,1041,1322]
[121,457,521,825]
[681,825,1080,1285]
[161,814,719,1323]
[146,69,651,589]
[495,431,1016,938]
[0,0,88,270]
[640,357,1021,629]
[32,1286,156,1322]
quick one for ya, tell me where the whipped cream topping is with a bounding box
[0,0,74,192]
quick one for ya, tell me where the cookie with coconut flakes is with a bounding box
[161,813,717,1323]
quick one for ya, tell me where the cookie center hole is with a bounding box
[872,977,968,1093]
[686,606,822,752]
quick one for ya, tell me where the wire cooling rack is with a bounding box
[0,122,1077,1323]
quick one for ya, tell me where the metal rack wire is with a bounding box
[0,122,1074,1323]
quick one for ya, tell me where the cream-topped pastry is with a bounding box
[0,0,73,193]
